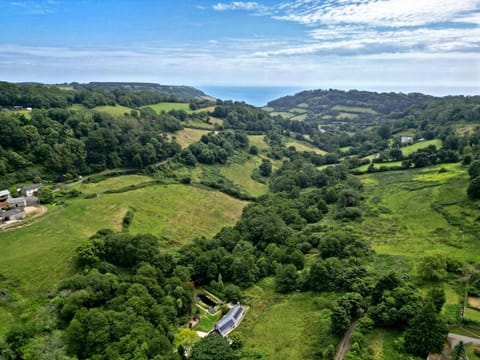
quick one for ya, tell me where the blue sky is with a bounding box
[0,0,479,94]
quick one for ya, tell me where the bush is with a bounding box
[468,176,480,200]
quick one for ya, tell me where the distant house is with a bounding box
[0,190,11,202]
[17,183,43,197]
[7,196,27,208]
[401,136,414,144]
[214,304,245,338]
[0,209,26,223]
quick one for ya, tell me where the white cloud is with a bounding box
[274,0,480,27]
[213,1,264,11]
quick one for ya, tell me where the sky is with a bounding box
[0,0,479,95]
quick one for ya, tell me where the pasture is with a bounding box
[359,163,480,264]
[238,278,339,360]
[285,140,326,155]
[0,179,246,334]
[401,139,442,156]
[169,128,210,148]
[93,105,133,116]
[219,155,269,197]
[145,102,191,113]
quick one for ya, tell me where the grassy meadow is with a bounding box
[238,278,339,360]
[219,155,269,197]
[169,128,210,148]
[401,139,442,156]
[93,105,133,116]
[0,179,247,335]
[145,102,191,113]
[285,140,326,155]
[360,163,480,263]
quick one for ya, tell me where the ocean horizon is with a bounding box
[198,86,306,107]
[198,85,480,107]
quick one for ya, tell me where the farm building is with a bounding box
[0,190,11,202]
[401,136,414,144]
[17,183,43,197]
[214,304,245,337]
[0,209,26,223]
[7,196,27,208]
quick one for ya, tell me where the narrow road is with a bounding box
[334,319,360,360]
[448,332,480,348]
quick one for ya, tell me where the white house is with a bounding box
[17,183,43,197]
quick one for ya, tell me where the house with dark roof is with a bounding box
[0,209,26,223]
[214,304,245,338]
[17,184,43,197]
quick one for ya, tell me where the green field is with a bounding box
[332,105,377,114]
[360,163,480,264]
[248,135,269,151]
[145,102,191,113]
[169,128,210,148]
[219,156,268,197]
[356,161,403,172]
[401,139,442,156]
[291,113,307,121]
[0,180,246,334]
[129,184,247,243]
[78,174,152,193]
[238,278,339,360]
[93,105,133,116]
[286,140,326,155]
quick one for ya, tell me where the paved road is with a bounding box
[334,320,359,360]
[448,332,480,348]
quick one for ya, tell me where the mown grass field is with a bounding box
[0,179,246,335]
[169,128,210,148]
[332,105,378,114]
[356,161,403,172]
[238,278,339,360]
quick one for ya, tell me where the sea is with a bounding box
[198,85,480,107]
[198,86,307,107]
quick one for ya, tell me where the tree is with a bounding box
[426,288,446,313]
[417,254,447,281]
[453,341,467,360]
[377,124,391,140]
[404,303,448,357]
[275,264,298,293]
[189,333,236,360]
[468,160,480,179]
[467,176,480,200]
[259,159,272,177]
[36,187,54,204]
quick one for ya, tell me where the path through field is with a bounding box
[334,320,359,360]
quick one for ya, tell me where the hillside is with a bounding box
[1,85,480,359]
[73,82,211,101]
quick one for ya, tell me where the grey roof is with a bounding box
[0,190,10,197]
[8,196,26,203]
[215,305,244,335]
[20,183,43,191]
[0,208,25,218]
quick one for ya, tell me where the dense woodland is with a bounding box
[1,82,480,359]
